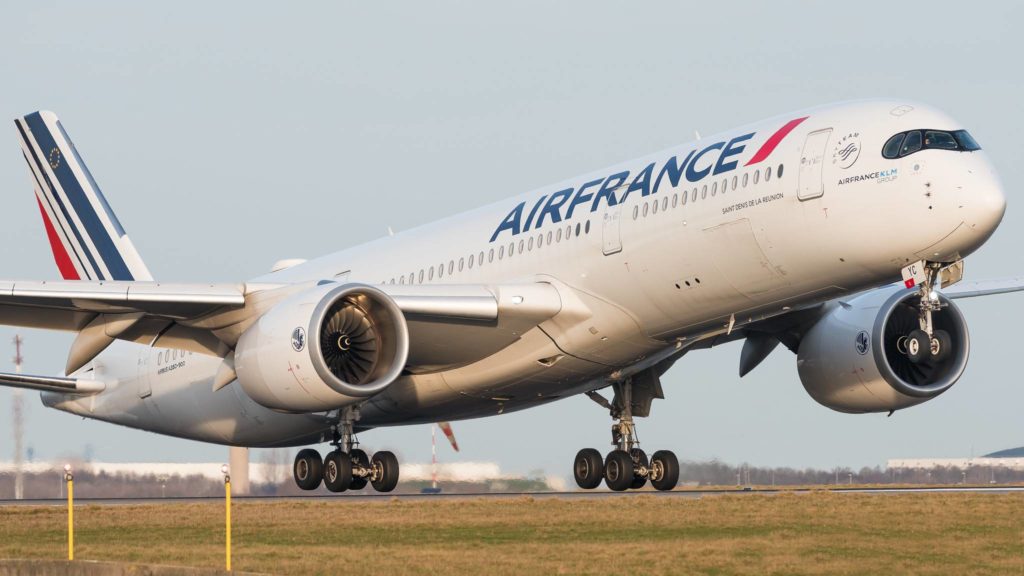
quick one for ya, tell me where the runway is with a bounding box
[1,485,1020,506]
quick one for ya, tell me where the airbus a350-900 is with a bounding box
[0,100,1016,492]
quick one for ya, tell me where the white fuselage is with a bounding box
[44,99,1006,447]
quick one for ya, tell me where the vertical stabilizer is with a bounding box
[14,111,153,281]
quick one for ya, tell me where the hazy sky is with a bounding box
[0,2,1021,478]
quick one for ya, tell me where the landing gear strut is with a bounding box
[291,405,401,493]
[575,378,679,491]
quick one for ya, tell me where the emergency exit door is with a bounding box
[798,128,831,200]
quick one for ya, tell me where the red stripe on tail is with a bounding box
[745,116,809,166]
[36,196,80,280]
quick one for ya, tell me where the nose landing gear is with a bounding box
[291,405,401,493]
[574,378,679,492]
[900,260,955,364]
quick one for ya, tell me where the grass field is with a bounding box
[1,492,1022,575]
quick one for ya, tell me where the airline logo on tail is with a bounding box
[14,111,153,281]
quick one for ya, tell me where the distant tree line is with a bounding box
[0,461,1021,498]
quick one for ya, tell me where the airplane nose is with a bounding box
[968,167,1007,240]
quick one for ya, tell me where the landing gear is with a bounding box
[290,405,401,493]
[900,261,956,364]
[575,377,679,492]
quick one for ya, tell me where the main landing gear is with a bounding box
[292,406,400,493]
[898,261,953,364]
[575,377,679,492]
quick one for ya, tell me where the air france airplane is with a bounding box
[1,100,1018,493]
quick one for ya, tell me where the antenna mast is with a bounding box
[12,335,24,500]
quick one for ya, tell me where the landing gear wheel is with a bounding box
[323,450,352,493]
[629,448,649,489]
[293,449,323,491]
[930,329,952,362]
[604,450,635,492]
[370,451,400,492]
[905,329,930,364]
[573,448,604,489]
[649,450,679,492]
[348,449,370,490]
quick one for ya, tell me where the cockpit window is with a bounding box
[882,129,981,158]
[882,133,905,159]
[902,131,923,156]
[952,130,981,151]
[924,131,957,150]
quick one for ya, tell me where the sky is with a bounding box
[0,2,1021,479]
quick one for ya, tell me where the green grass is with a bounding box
[1,492,1022,575]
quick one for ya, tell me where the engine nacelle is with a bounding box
[797,286,969,413]
[235,283,409,413]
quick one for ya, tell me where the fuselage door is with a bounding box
[798,128,832,200]
[602,204,623,255]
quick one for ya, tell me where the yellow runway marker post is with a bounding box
[222,464,231,572]
[64,463,73,561]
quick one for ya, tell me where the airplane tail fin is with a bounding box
[13,111,153,281]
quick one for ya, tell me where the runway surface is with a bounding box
[1,485,1021,506]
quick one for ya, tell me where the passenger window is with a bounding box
[448,260,454,274]
[652,199,659,214]
[701,185,707,199]
[882,133,904,159]
[418,270,424,283]
[438,263,444,278]
[721,178,728,193]
[479,251,485,265]
[519,239,525,252]
[682,189,688,205]
[643,203,649,217]
[488,249,494,263]
[764,166,771,182]
[499,245,505,259]
[661,197,668,211]
[742,173,749,187]
[429,267,435,281]
[924,131,958,150]
[565,225,572,239]
[528,237,534,251]
[158,351,164,364]
[731,175,738,190]
[753,170,760,185]
[633,205,639,220]
[691,188,697,203]
[575,223,581,237]
[557,228,563,242]
[546,231,553,245]
[537,234,544,248]
[711,182,717,196]
[777,164,784,178]
[459,257,465,271]
[399,275,405,285]
[585,221,591,234]
[672,193,678,208]
[901,131,923,156]
[468,255,474,269]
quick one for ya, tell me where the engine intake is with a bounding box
[797,286,969,413]
[235,283,409,413]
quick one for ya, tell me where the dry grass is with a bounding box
[1,492,1022,575]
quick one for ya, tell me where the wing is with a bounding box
[0,279,563,375]
[940,276,1024,299]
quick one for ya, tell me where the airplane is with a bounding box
[0,100,1019,493]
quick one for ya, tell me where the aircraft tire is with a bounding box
[650,450,679,492]
[573,448,604,489]
[629,448,649,490]
[371,451,400,492]
[906,329,930,363]
[604,450,634,492]
[349,449,370,490]
[323,450,352,493]
[930,329,952,362]
[293,449,323,491]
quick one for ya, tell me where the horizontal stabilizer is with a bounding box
[0,371,105,395]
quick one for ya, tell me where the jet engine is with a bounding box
[235,283,409,413]
[797,286,969,413]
